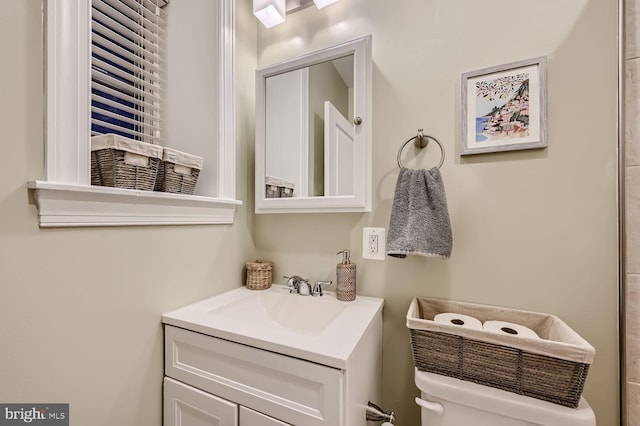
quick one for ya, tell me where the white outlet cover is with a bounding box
[363,227,386,260]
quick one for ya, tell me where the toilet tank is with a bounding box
[415,370,596,426]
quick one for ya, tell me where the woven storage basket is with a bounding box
[91,134,162,191]
[406,297,595,408]
[91,153,102,186]
[155,147,203,195]
[245,260,274,290]
[265,176,295,198]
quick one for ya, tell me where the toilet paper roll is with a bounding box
[483,320,540,339]
[434,312,483,330]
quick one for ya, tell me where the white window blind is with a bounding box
[91,0,167,145]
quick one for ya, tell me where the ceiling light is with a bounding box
[254,0,286,28]
[313,0,339,9]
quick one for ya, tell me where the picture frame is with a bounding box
[460,56,547,156]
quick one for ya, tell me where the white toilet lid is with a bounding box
[414,369,596,426]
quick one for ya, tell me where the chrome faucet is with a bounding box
[284,275,312,296]
[312,280,333,297]
[284,276,332,297]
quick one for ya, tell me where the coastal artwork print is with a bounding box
[461,57,547,155]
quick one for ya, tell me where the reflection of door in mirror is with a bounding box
[307,57,353,196]
[264,55,354,198]
[325,100,354,196]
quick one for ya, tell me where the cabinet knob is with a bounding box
[354,116,363,125]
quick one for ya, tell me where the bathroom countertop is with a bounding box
[162,285,384,369]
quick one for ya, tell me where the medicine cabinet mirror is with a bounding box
[255,36,372,213]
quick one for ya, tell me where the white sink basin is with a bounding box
[162,285,384,368]
[208,289,347,335]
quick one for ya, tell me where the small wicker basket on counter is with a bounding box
[245,260,274,290]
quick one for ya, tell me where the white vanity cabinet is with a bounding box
[164,377,239,426]
[162,286,384,426]
[239,407,289,426]
[163,325,340,425]
[164,376,288,426]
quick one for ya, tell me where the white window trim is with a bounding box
[29,0,240,227]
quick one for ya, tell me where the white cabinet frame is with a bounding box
[255,36,372,214]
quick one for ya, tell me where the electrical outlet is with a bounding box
[369,234,378,255]
[363,227,386,260]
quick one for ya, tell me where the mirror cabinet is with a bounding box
[255,36,372,213]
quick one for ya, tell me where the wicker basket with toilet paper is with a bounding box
[406,297,595,409]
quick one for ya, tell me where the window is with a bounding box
[30,0,239,227]
[91,0,166,144]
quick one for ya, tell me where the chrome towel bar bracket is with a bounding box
[396,129,445,169]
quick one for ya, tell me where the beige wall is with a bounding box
[0,1,256,425]
[256,0,619,424]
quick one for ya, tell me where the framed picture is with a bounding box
[460,56,547,155]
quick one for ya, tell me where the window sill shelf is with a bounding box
[28,181,241,227]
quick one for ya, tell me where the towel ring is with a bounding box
[396,129,445,169]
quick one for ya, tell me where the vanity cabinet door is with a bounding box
[165,325,342,425]
[239,407,290,426]
[164,377,238,426]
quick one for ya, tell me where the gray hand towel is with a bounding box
[386,167,452,259]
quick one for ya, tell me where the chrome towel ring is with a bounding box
[396,129,445,169]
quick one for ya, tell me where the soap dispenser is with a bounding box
[336,249,356,301]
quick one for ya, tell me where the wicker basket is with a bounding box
[245,260,274,290]
[91,152,102,186]
[406,297,595,408]
[265,176,295,198]
[155,147,203,195]
[91,134,163,191]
